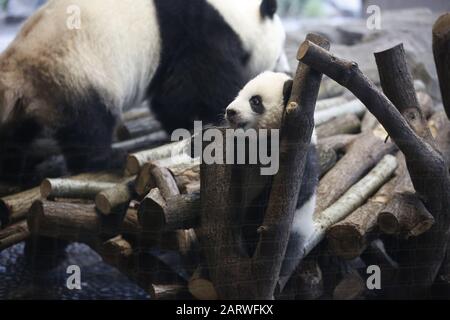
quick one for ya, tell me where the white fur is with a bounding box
[226,71,318,145]
[292,194,316,241]
[206,0,286,77]
[226,71,290,130]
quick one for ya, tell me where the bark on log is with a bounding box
[315,99,366,125]
[113,131,168,154]
[277,256,323,300]
[188,266,218,300]
[298,40,450,298]
[41,179,116,200]
[134,159,200,196]
[315,132,395,214]
[316,113,361,138]
[316,94,352,111]
[333,270,365,300]
[95,178,136,215]
[317,134,358,153]
[122,106,151,122]
[433,13,450,119]
[116,117,162,141]
[378,193,435,238]
[126,137,194,175]
[28,200,140,243]
[317,145,337,177]
[152,284,191,300]
[198,34,329,299]
[361,111,379,133]
[0,220,30,251]
[303,155,397,258]
[0,187,40,227]
[429,111,450,165]
[327,177,396,260]
[139,190,200,232]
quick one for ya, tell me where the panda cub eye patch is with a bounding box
[249,95,264,114]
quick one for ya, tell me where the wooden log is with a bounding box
[327,177,396,260]
[188,266,218,300]
[361,111,379,133]
[333,270,365,300]
[298,40,450,298]
[304,155,397,258]
[112,131,169,154]
[122,106,151,122]
[429,111,450,165]
[0,220,30,251]
[316,94,352,111]
[116,117,162,141]
[0,187,40,228]
[317,145,337,177]
[139,190,200,232]
[378,193,435,238]
[95,178,136,215]
[277,256,324,300]
[126,137,194,175]
[134,159,200,196]
[316,113,361,138]
[150,166,180,199]
[433,13,450,119]
[317,134,358,153]
[28,200,140,243]
[0,183,22,198]
[315,132,395,214]
[198,34,329,299]
[40,179,116,200]
[375,44,434,141]
[152,284,191,300]
[315,99,366,126]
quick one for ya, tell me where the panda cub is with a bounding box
[225,71,319,290]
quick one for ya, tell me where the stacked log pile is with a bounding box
[0,13,449,300]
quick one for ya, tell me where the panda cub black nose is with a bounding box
[227,109,237,117]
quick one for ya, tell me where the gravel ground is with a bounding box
[0,243,150,300]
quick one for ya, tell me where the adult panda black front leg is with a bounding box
[55,98,125,174]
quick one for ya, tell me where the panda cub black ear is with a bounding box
[260,0,277,19]
[283,79,293,107]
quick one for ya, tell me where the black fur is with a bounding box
[150,0,250,133]
[0,116,43,184]
[250,95,264,114]
[54,90,124,173]
[260,0,278,19]
[241,143,319,256]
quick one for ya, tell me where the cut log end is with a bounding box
[40,179,52,199]
[95,193,111,216]
[327,225,365,260]
[433,13,450,36]
[377,212,399,234]
[126,155,141,176]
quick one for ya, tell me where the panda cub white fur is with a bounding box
[225,71,319,290]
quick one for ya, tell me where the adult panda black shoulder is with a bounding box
[225,71,319,291]
[0,0,288,183]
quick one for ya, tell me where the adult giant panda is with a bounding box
[225,71,319,292]
[0,0,288,182]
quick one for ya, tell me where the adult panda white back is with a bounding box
[206,0,287,77]
[1,0,161,122]
[0,0,287,182]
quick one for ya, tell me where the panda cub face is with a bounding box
[225,72,293,130]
